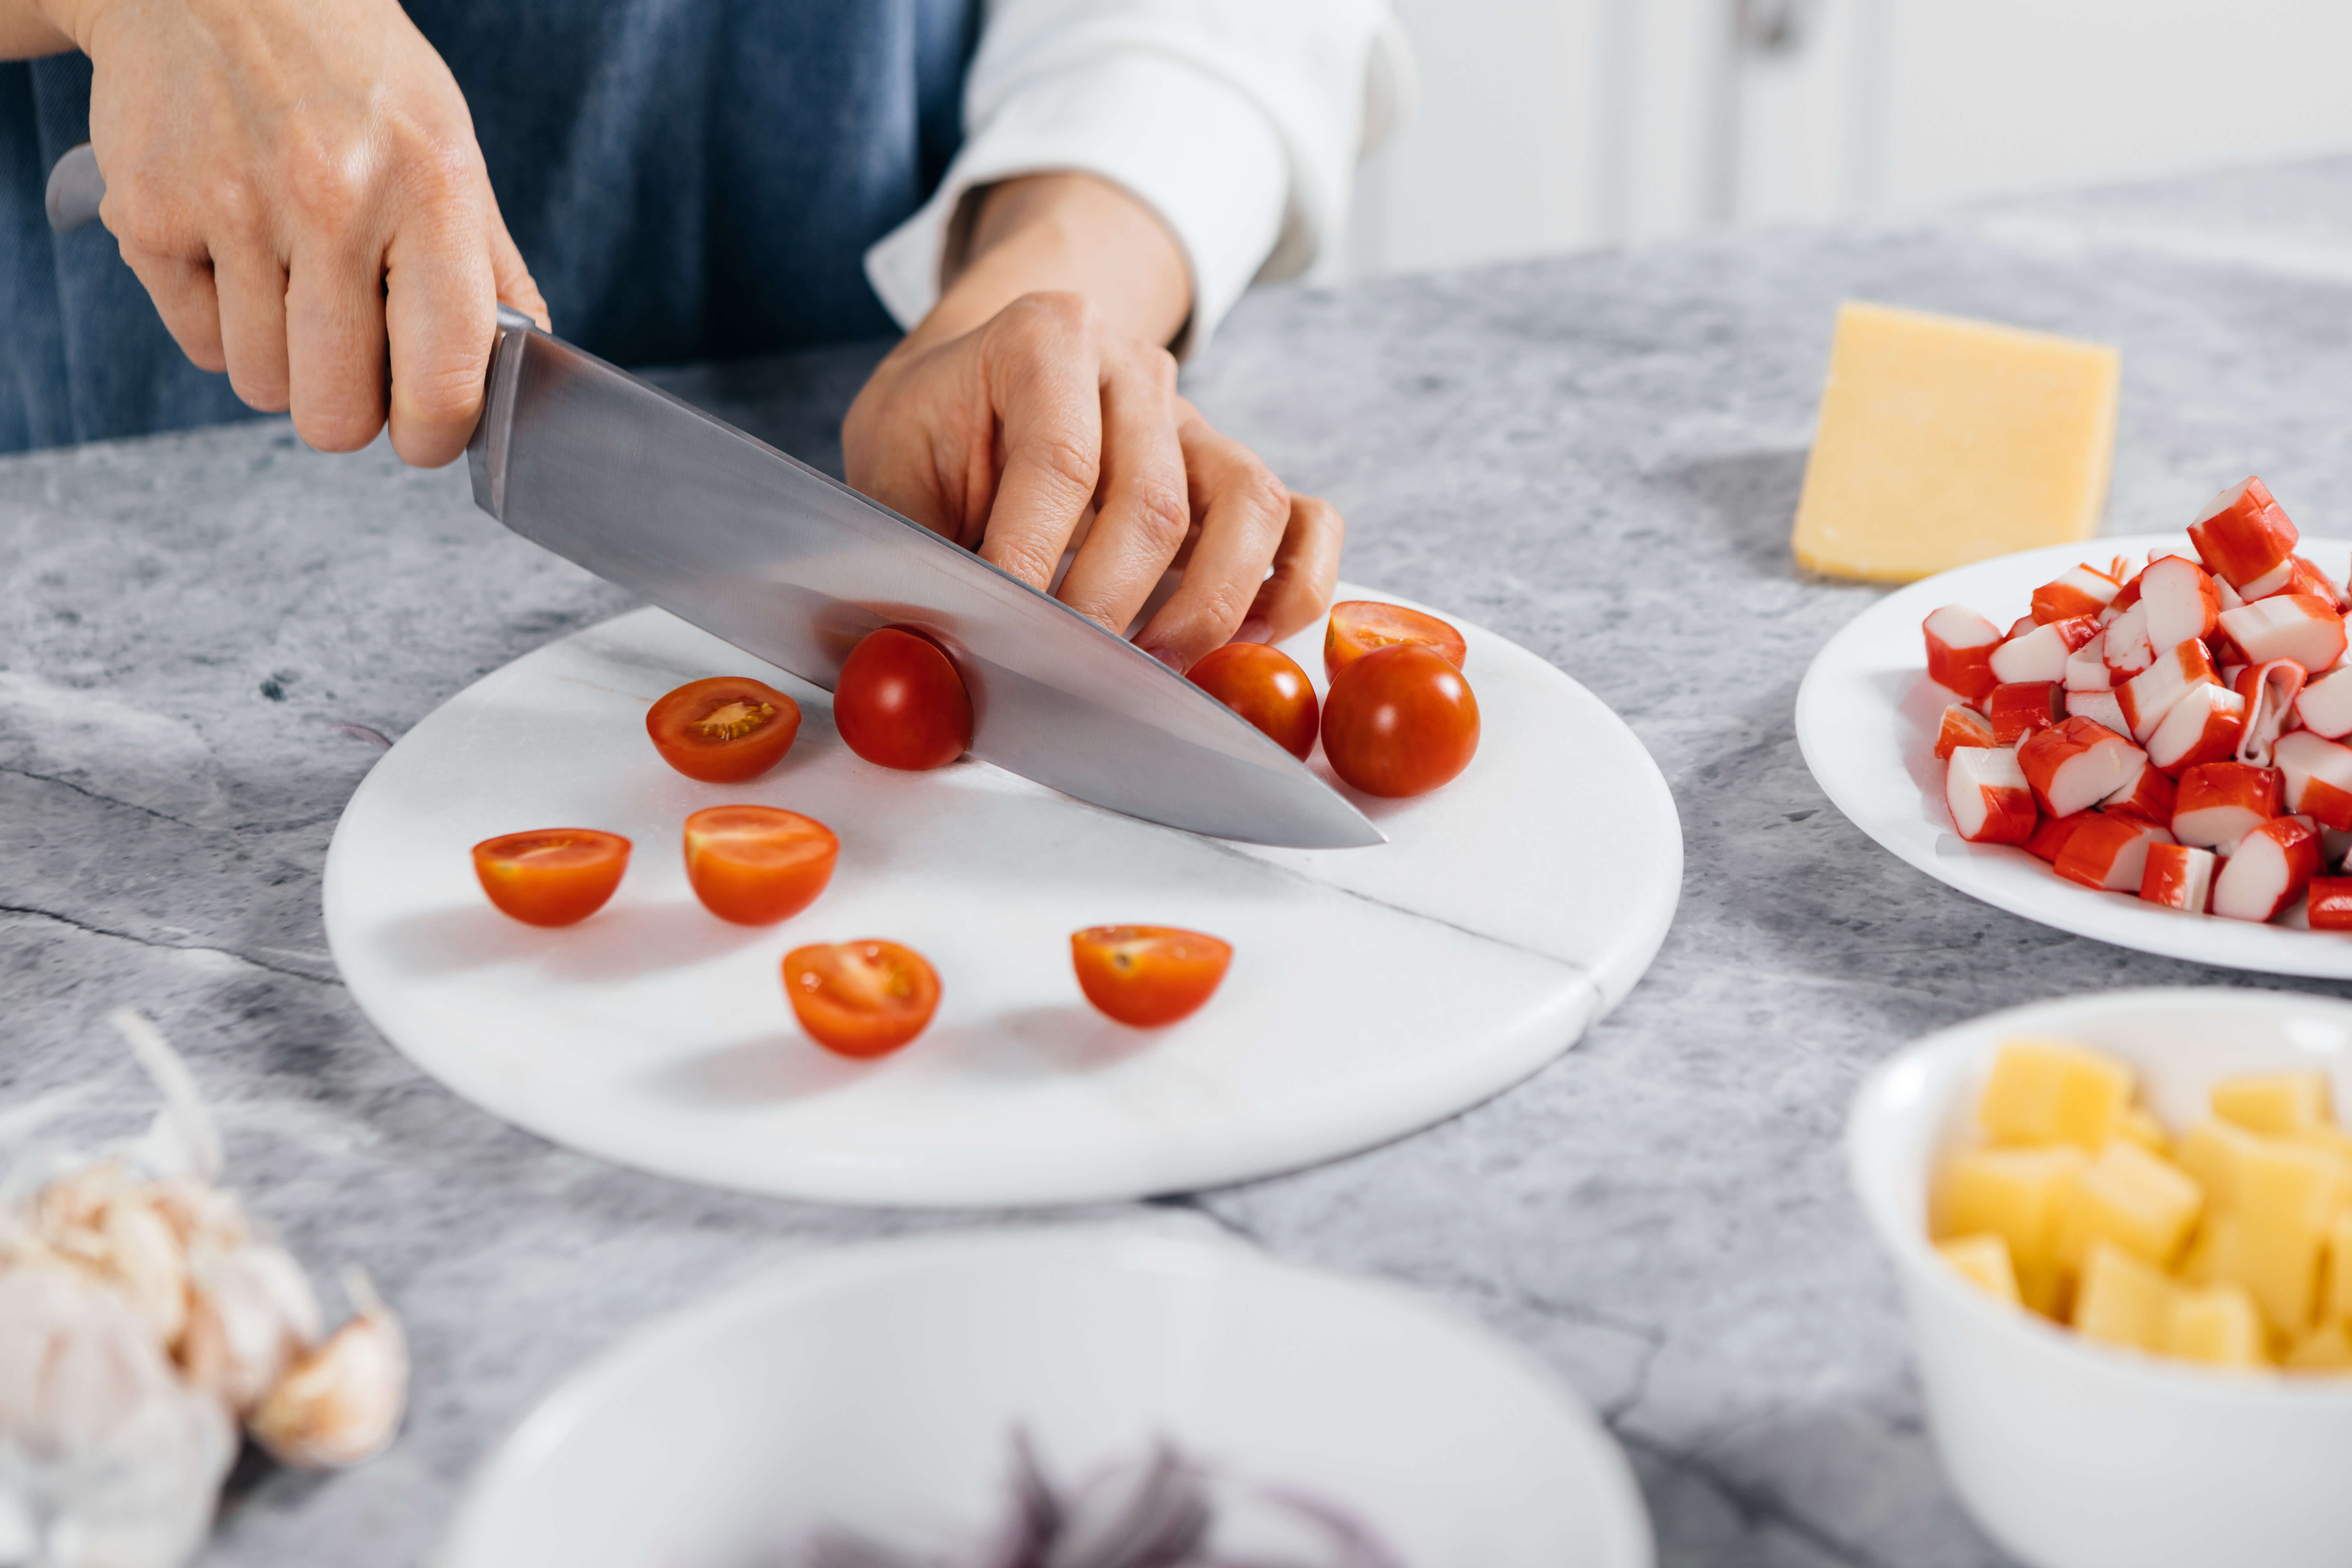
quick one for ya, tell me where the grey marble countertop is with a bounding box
[11,155,2352,1567]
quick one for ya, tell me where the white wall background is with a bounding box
[1340,0,2352,278]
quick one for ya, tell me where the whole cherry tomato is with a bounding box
[783,939,942,1058]
[472,829,631,926]
[682,806,838,925]
[646,677,802,783]
[1188,643,1318,759]
[1320,643,1480,798]
[1071,926,1233,1027]
[833,628,972,771]
[1323,601,1468,681]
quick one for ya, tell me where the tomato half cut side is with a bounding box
[833,628,973,771]
[473,829,632,927]
[782,939,942,1058]
[1188,643,1318,759]
[682,806,839,925]
[646,677,803,783]
[1070,925,1233,1028]
[1320,643,1480,798]
[1323,601,1469,681]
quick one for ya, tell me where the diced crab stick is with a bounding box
[1934,704,1996,760]
[2217,594,2347,673]
[2140,555,2222,652]
[2233,659,2308,768]
[2214,575,2246,611]
[2102,601,2158,682]
[2018,716,2148,819]
[2054,815,2176,892]
[2276,555,2348,611]
[2274,730,2352,831]
[2103,757,2177,825]
[2146,684,2246,776]
[2189,476,2300,595]
[1924,605,2003,702]
[2294,664,2352,740]
[1946,747,2038,846]
[2031,563,2123,624]
[1990,616,2099,685]
[2140,842,2216,913]
[2171,761,2283,852]
[1987,682,2065,745]
[2307,876,2352,932]
[2025,813,2091,864]
[2064,631,2113,692]
[2116,640,2221,743]
[2211,816,2320,922]
[2065,688,2130,734]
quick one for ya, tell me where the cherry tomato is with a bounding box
[646,677,803,783]
[1320,643,1480,798]
[682,806,838,925]
[833,628,972,771]
[1323,601,1468,681]
[782,939,942,1058]
[1070,926,1233,1027]
[1188,643,1318,759]
[472,829,631,926]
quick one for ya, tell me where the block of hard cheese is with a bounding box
[1791,302,2121,582]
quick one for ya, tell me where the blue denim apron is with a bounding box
[0,0,977,454]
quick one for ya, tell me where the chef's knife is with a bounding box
[48,147,1383,849]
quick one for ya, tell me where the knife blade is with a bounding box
[468,310,1384,849]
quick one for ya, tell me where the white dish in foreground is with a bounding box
[1797,533,2352,977]
[1850,988,2352,1568]
[436,1224,1656,1568]
[322,586,1679,1206]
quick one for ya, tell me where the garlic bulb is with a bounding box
[247,1272,407,1470]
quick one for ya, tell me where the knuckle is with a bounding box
[102,188,190,257]
[1020,427,1101,504]
[1234,462,1291,532]
[283,142,374,234]
[1127,477,1192,551]
[207,174,270,244]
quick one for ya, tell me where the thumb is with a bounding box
[487,208,550,332]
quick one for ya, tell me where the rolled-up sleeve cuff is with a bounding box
[863,51,1288,358]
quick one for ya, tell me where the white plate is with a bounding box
[1797,533,2352,978]
[435,1224,1656,1568]
[322,586,1679,1207]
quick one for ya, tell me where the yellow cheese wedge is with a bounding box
[1937,1233,2022,1306]
[1979,1039,2135,1151]
[1790,302,2121,582]
[2212,1071,2334,1136]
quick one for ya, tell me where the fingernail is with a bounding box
[1232,617,1272,646]
[1141,644,1186,674]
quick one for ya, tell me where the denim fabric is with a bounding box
[0,0,978,454]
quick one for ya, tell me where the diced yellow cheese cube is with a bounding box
[1978,1040,2135,1151]
[1789,301,2120,582]
[2166,1284,2270,1369]
[2326,1212,2352,1325]
[2184,1214,2324,1337]
[2057,1139,2204,1272]
[2176,1119,2262,1211]
[2284,1320,2352,1373]
[2212,1071,2334,1136]
[1934,1144,2086,1316]
[2237,1135,2344,1239]
[2073,1240,2177,1354]
[2114,1106,2171,1159]
[1936,1233,2021,1306]
[2289,1125,2352,1194]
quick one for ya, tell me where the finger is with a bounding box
[973,295,1102,589]
[284,237,389,454]
[1245,492,1346,645]
[486,208,550,332]
[1055,342,1189,639]
[383,198,498,468]
[1131,410,1293,670]
[210,241,292,413]
[119,250,227,374]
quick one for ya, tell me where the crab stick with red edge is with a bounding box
[2307,876,2352,932]
[2104,757,2177,825]
[1934,704,1995,760]
[2211,816,2321,923]
[1990,616,2100,685]
[1946,747,2038,845]
[1987,682,2065,745]
[2018,716,2148,819]
[2294,664,2352,739]
[2233,659,2308,768]
[2117,640,2222,742]
[2217,594,2347,673]
[2278,556,2348,611]
[2140,842,2217,913]
[2030,564,2123,625]
[2189,477,2300,596]
[2145,684,2246,777]
[2025,813,2091,864]
[2274,730,2352,831]
[1924,606,2003,702]
[2102,601,2159,683]
[2064,631,2113,692]
[2140,555,2222,652]
[2054,815,2177,892]
[2171,762,2283,852]
[2064,689,2129,735]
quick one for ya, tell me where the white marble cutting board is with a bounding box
[321,586,1680,1206]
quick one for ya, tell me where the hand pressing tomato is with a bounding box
[473,830,631,926]
[1320,643,1480,798]
[783,939,942,1058]
[1324,601,1467,681]
[1188,643,1318,759]
[834,628,973,770]
[683,807,838,925]
[647,677,803,783]
[1071,926,1233,1027]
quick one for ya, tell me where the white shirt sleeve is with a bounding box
[863,0,1415,357]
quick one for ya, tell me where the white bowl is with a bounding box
[1848,988,2352,1568]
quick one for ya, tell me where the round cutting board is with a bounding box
[322,586,1680,1206]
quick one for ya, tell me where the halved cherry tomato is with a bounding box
[473,829,631,926]
[1323,601,1468,681]
[833,628,972,771]
[1320,643,1480,798]
[782,939,942,1058]
[646,677,803,783]
[1071,926,1233,1028]
[1188,643,1318,759]
[682,806,838,925]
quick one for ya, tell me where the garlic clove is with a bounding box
[178,1241,322,1415]
[246,1272,406,1469]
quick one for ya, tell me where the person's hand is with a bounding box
[44,0,546,464]
[842,174,1341,672]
